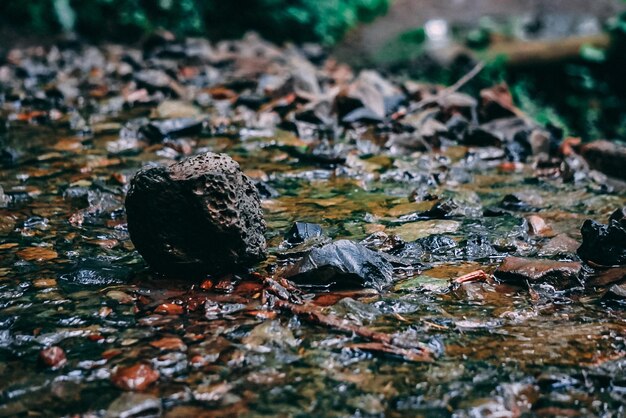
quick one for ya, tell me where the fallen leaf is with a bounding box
[154,303,184,315]
[150,337,187,351]
[18,247,58,262]
[453,270,490,284]
[39,346,67,369]
[111,364,159,391]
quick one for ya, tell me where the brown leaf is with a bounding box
[18,247,58,262]
[111,363,159,391]
[200,279,214,290]
[347,342,432,363]
[39,346,67,369]
[480,83,522,119]
[245,310,277,320]
[150,337,187,351]
[590,266,626,287]
[453,270,490,284]
[154,303,184,315]
[526,215,555,237]
[32,278,57,288]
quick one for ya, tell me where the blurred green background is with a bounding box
[0,0,389,45]
[3,0,626,141]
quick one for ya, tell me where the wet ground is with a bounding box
[1,36,626,417]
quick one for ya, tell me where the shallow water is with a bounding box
[1,41,626,417]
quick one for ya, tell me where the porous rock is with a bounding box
[283,240,393,290]
[125,152,266,276]
[578,210,626,266]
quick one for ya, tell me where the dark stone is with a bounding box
[0,147,22,167]
[125,152,267,276]
[283,240,394,290]
[342,107,384,124]
[416,235,457,253]
[500,192,542,212]
[609,207,626,224]
[63,186,90,208]
[494,256,582,287]
[235,94,268,110]
[483,207,507,217]
[253,180,279,199]
[464,117,531,147]
[419,200,458,219]
[578,217,626,266]
[285,222,323,245]
[139,118,203,143]
[389,234,457,265]
[504,139,531,162]
[276,235,332,260]
[580,140,626,181]
[462,235,496,260]
[445,114,470,140]
[388,242,425,267]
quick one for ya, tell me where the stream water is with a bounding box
[0,39,625,417]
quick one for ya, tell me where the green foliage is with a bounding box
[0,0,389,44]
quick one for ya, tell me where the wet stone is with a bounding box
[105,393,162,418]
[494,256,582,287]
[139,118,204,143]
[500,192,542,212]
[283,240,394,290]
[539,234,580,257]
[578,215,626,266]
[526,215,554,237]
[464,117,531,147]
[284,222,323,245]
[125,152,267,276]
[581,140,626,181]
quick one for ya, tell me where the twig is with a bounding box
[443,61,486,96]
[274,299,392,344]
[410,61,486,112]
[261,275,433,362]
[453,269,490,284]
[274,299,433,362]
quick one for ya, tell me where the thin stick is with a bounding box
[411,61,486,111]
[443,61,486,95]
[274,299,433,362]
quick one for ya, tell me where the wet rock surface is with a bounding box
[284,222,323,245]
[283,240,394,290]
[125,152,266,276]
[494,256,582,286]
[578,210,626,266]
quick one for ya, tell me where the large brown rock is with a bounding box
[125,153,266,276]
